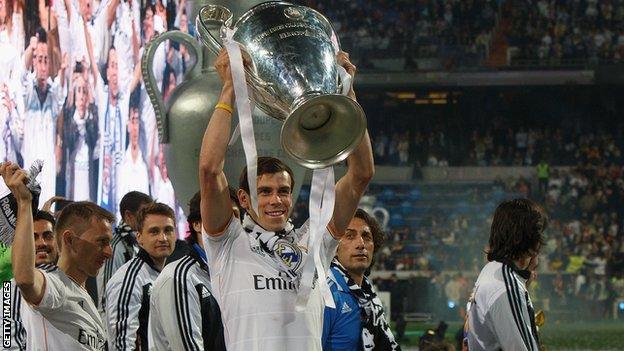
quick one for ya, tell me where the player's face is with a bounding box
[128,109,140,147]
[337,217,374,275]
[137,214,176,262]
[240,171,292,232]
[34,219,57,265]
[34,43,49,83]
[72,219,113,277]
[106,48,118,95]
[74,75,88,114]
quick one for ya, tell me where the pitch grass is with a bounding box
[396,320,624,350]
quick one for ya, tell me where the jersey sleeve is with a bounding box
[105,266,142,351]
[487,293,538,351]
[202,216,242,274]
[33,270,66,311]
[151,264,205,351]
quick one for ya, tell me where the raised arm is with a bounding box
[1,162,45,305]
[105,0,120,29]
[199,49,235,235]
[83,13,100,89]
[328,52,375,238]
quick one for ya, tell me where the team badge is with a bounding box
[275,241,303,272]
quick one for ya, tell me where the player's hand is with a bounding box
[214,48,233,87]
[214,48,252,87]
[337,51,356,77]
[29,36,38,52]
[0,162,32,203]
[336,51,356,98]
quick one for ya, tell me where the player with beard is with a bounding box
[7,210,58,351]
[2,161,115,350]
[105,202,176,350]
[323,209,400,350]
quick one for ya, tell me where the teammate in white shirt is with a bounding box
[97,191,152,315]
[148,191,231,351]
[2,161,115,351]
[199,49,374,351]
[105,202,176,351]
[467,198,547,351]
[6,210,58,351]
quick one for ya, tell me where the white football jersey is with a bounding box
[203,217,338,351]
[148,249,225,351]
[105,249,160,351]
[20,265,107,351]
[467,261,540,351]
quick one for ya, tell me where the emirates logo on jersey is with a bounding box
[275,241,302,272]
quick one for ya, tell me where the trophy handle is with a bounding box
[141,30,204,143]
[196,4,276,97]
[372,206,390,230]
[195,4,233,56]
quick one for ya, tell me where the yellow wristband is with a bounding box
[215,103,233,114]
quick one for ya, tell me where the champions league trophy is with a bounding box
[196,1,366,169]
[142,0,308,207]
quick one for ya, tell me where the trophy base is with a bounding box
[281,94,366,169]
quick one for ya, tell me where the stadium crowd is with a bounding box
[0,0,189,219]
[345,163,624,322]
[372,124,624,167]
[297,0,497,70]
[504,0,624,65]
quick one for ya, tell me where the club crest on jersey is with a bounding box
[275,241,303,271]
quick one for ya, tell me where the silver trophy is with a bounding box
[196,1,366,169]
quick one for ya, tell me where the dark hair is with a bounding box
[187,187,240,242]
[119,191,153,221]
[487,198,548,262]
[129,87,141,111]
[238,157,295,195]
[353,208,385,272]
[74,61,85,74]
[55,202,115,247]
[35,27,47,43]
[34,210,56,227]
[187,191,201,227]
[141,3,156,25]
[136,202,176,233]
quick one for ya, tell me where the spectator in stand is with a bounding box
[21,31,67,207]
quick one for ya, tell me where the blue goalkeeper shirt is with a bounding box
[322,266,362,351]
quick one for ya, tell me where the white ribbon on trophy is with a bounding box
[223,28,259,215]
